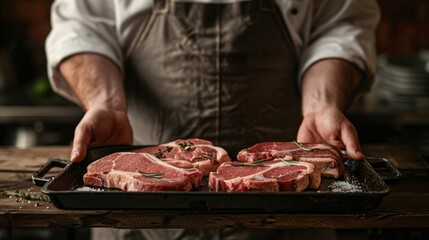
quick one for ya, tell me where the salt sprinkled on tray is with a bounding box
[327,181,363,193]
[75,186,105,192]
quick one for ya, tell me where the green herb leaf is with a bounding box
[231,163,261,167]
[178,141,194,151]
[231,161,267,167]
[293,140,312,152]
[0,190,50,202]
[139,172,165,179]
[280,159,301,166]
[231,163,248,167]
[154,149,164,158]
[251,159,268,164]
[154,146,174,158]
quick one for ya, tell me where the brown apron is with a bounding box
[94,2,333,239]
[125,0,301,146]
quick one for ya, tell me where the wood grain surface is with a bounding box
[0,145,428,229]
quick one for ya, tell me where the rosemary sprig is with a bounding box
[280,159,300,166]
[154,146,173,158]
[178,141,194,151]
[293,140,312,152]
[231,159,268,167]
[251,159,268,164]
[0,190,50,202]
[139,171,165,179]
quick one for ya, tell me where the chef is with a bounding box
[46,0,379,239]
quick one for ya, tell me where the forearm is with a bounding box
[59,53,126,112]
[301,59,363,116]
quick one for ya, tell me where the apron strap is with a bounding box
[129,0,169,56]
[154,0,169,13]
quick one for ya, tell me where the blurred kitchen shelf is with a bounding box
[0,106,83,124]
[0,106,83,147]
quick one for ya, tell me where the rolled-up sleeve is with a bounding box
[46,0,121,103]
[299,0,380,91]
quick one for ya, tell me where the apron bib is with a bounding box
[125,0,301,146]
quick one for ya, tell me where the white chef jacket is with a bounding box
[46,0,380,107]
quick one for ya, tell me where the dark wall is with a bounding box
[0,0,51,81]
[0,0,70,106]
[2,0,429,81]
[377,0,429,54]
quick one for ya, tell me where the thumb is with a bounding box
[340,122,365,160]
[70,125,90,163]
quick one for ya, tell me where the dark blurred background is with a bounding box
[0,0,82,148]
[0,1,428,240]
[0,0,429,155]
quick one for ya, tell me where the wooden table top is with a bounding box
[0,144,428,229]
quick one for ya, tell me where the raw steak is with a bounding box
[83,152,203,192]
[134,138,232,175]
[237,142,347,179]
[208,160,321,192]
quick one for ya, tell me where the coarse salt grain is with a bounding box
[328,181,362,193]
[75,186,105,192]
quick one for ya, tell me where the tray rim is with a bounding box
[38,145,391,211]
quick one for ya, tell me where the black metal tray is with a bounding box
[33,146,398,213]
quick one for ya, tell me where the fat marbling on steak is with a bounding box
[208,159,321,192]
[237,142,347,179]
[134,138,232,176]
[83,152,203,191]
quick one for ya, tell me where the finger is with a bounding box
[340,122,365,160]
[71,124,91,163]
[327,139,346,150]
[297,127,318,143]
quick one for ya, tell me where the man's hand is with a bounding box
[59,53,130,162]
[71,108,133,162]
[299,59,365,160]
[297,107,364,160]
